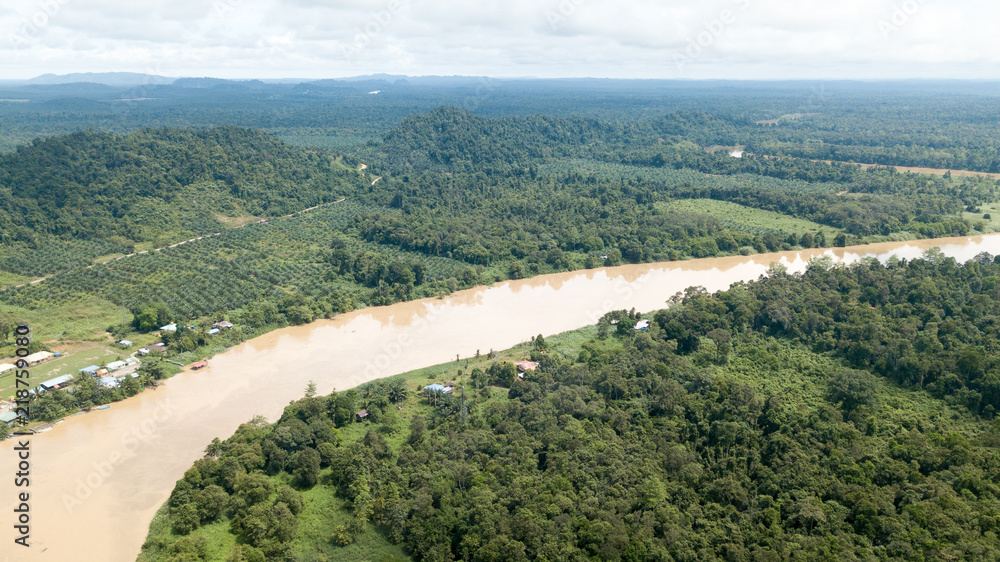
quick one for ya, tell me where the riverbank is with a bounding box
[3,234,1000,561]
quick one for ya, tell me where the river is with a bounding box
[3,234,1000,562]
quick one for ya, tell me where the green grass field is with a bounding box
[0,297,125,344]
[660,198,842,239]
[0,271,33,288]
[963,202,1000,233]
[0,342,133,399]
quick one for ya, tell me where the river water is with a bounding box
[3,234,1000,562]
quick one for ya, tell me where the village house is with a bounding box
[24,351,54,366]
[423,383,454,395]
[138,343,167,356]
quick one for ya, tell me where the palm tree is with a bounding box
[387,378,408,405]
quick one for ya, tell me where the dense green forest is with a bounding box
[1,92,997,364]
[2,81,999,429]
[2,78,1000,560]
[139,253,1000,561]
[0,126,361,251]
[3,78,1000,171]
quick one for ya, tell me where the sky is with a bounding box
[0,0,995,81]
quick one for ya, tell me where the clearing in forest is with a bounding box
[662,199,840,238]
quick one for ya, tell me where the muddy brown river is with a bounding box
[3,234,1000,561]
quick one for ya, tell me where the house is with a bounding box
[124,357,140,366]
[138,343,167,356]
[514,361,539,372]
[423,383,454,395]
[117,339,134,347]
[39,374,74,391]
[0,364,16,375]
[258,219,268,224]
[99,376,120,389]
[160,323,177,332]
[213,321,234,329]
[106,360,127,372]
[95,369,108,376]
[0,412,21,425]
[206,328,220,335]
[356,409,369,421]
[78,365,100,375]
[24,351,54,365]
[635,319,650,331]
[191,361,207,370]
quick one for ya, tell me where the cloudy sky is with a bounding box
[0,0,994,80]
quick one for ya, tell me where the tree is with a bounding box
[533,334,547,351]
[276,485,304,515]
[706,328,732,364]
[226,544,265,562]
[387,377,408,404]
[195,485,229,522]
[205,437,224,458]
[0,312,19,343]
[304,380,317,398]
[290,447,321,487]
[827,369,879,413]
[271,502,299,543]
[409,415,427,445]
[170,502,200,535]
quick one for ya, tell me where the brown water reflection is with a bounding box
[3,234,1000,562]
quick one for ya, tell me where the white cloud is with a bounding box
[0,0,997,79]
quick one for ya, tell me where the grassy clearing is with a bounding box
[0,271,33,288]
[660,198,841,238]
[963,202,1000,233]
[0,296,124,343]
[0,342,132,398]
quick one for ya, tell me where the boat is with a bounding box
[95,405,110,410]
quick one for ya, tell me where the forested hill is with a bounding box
[142,253,1000,561]
[0,126,362,245]
[379,106,624,171]
[378,107,754,172]
[379,107,992,193]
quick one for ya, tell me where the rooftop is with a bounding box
[40,374,74,388]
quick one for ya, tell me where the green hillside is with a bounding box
[139,253,1000,561]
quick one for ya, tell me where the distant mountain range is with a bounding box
[15,72,514,88]
[26,72,177,87]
